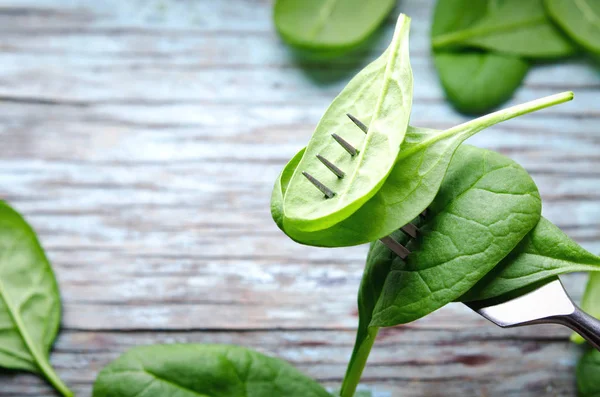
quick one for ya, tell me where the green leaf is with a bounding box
[577,349,600,397]
[572,272,600,344]
[274,0,395,52]
[431,0,529,113]
[546,0,600,55]
[461,217,600,301]
[432,0,577,58]
[274,92,573,247]
[0,201,72,397]
[434,52,529,114]
[283,14,413,232]
[369,145,542,326]
[93,344,331,397]
[339,227,417,397]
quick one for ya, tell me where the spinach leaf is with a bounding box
[369,145,542,326]
[434,52,529,114]
[274,0,395,52]
[461,217,600,301]
[431,0,529,114]
[93,344,331,397]
[432,0,577,58]
[546,0,600,55]
[340,226,418,397]
[0,201,72,397]
[274,92,572,247]
[577,349,600,397]
[283,14,413,233]
[572,272,600,344]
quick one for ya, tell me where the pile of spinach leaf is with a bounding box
[432,0,600,113]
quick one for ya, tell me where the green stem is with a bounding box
[38,357,74,397]
[340,327,379,397]
[399,91,574,161]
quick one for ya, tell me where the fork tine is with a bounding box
[331,133,358,156]
[379,236,411,260]
[302,171,335,199]
[401,223,419,239]
[316,154,345,178]
[347,113,369,134]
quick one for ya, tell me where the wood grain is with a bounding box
[0,0,598,395]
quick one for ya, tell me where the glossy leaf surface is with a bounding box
[546,0,600,55]
[369,145,542,326]
[462,217,600,301]
[283,14,413,232]
[577,349,600,397]
[432,0,576,58]
[93,344,331,397]
[0,201,72,396]
[434,52,529,114]
[274,0,395,51]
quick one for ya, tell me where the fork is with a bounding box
[302,114,600,350]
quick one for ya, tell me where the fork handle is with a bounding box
[554,306,600,351]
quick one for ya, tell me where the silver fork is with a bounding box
[302,114,600,351]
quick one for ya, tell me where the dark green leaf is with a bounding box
[461,217,600,301]
[93,344,331,397]
[546,0,600,55]
[0,201,72,397]
[577,349,600,396]
[274,0,395,52]
[572,272,600,344]
[432,0,577,58]
[434,52,529,114]
[369,145,542,326]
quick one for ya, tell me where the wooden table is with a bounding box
[1,0,599,396]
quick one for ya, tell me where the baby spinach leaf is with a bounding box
[461,217,600,301]
[572,272,600,344]
[432,0,577,58]
[283,14,413,233]
[369,145,542,326]
[577,349,600,397]
[274,0,395,52]
[434,52,529,114]
[546,0,600,55]
[431,0,529,113]
[340,226,418,397]
[274,92,572,247]
[93,344,331,397]
[0,201,72,397]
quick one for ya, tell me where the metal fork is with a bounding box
[302,114,600,350]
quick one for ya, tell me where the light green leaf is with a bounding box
[0,201,72,397]
[283,14,413,232]
[546,0,600,55]
[462,217,600,301]
[432,0,577,58]
[434,52,529,114]
[93,344,331,397]
[577,348,600,397]
[572,272,600,344]
[274,92,573,247]
[369,145,542,326]
[274,0,395,52]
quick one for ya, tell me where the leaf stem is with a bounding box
[340,327,379,397]
[399,91,574,161]
[38,357,74,397]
